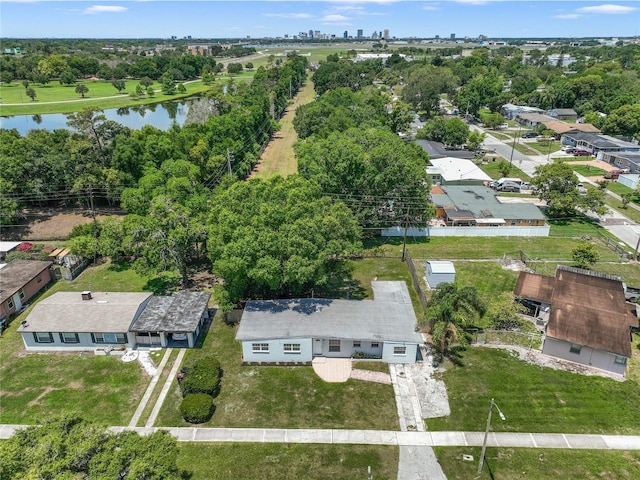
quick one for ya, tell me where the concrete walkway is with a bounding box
[146,348,186,427]
[128,348,173,428]
[350,368,391,384]
[3,424,638,449]
[311,357,352,382]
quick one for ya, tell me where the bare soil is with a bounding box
[1,207,124,241]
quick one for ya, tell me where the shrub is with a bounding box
[179,356,222,398]
[180,393,214,424]
[16,242,33,253]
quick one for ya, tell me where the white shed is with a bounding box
[426,261,456,288]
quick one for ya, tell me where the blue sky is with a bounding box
[1,1,639,39]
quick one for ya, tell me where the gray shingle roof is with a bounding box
[130,291,211,333]
[441,186,547,221]
[236,281,423,344]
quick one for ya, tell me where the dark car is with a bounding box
[574,149,592,156]
[521,131,538,138]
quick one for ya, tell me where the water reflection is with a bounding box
[0,99,191,135]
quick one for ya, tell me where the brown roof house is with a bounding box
[515,266,638,376]
[0,260,52,326]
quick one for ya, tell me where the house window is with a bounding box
[371,342,380,348]
[91,333,127,344]
[353,341,361,348]
[33,332,53,343]
[569,343,582,354]
[252,343,269,353]
[7,298,14,310]
[329,340,341,352]
[37,276,42,283]
[18,288,25,300]
[394,346,407,356]
[614,356,627,365]
[284,343,301,354]
[59,332,80,344]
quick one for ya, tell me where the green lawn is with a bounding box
[528,140,561,155]
[0,260,169,425]
[479,161,531,181]
[571,165,606,177]
[426,347,640,435]
[1,77,238,116]
[154,314,399,430]
[606,181,636,196]
[178,443,398,480]
[512,142,540,156]
[436,447,640,480]
[368,234,618,262]
[448,261,520,307]
[603,195,640,224]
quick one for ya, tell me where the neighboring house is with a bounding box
[514,266,638,376]
[18,290,211,351]
[515,112,554,128]
[415,141,474,160]
[0,260,52,323]
[561,132,640,157]
[431,186,547,227]
[236,281,423,364]
[599,151,640,173]
[427,157,492,186]
[542,120,600,137]
[547,108,577,121]
[501,104,544,120]
[0,242,21,261]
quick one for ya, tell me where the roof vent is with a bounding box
[81,291,92,301]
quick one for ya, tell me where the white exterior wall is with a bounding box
[426,269,455,288]
[382,226,550,237]
[382,342,418,363]
[542,337,628,376]
[241,338,313,363]
[21,331,135,351]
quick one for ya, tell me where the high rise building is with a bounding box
[309,29,314,39]
[371,31,378,39]
[450,33,456,40]
[343,31,348,39]
[357,29,363,38]
[383,29,389,39]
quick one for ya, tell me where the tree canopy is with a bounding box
[0,415,182,480]
[207,175,362,310]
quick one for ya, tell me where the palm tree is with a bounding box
[424,283,486,357]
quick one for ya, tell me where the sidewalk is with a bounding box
[3,424,638,449]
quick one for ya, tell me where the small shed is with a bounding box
[426,261,456,288]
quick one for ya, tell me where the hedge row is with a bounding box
[178,356,221,424]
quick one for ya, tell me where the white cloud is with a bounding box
[83,5,127,14]
[576,4,637,14]
[422,5,439,11]
[321,14,350,21]
[555,13,581,19]
[263,13,313,19]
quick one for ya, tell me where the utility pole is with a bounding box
[401,204,409,262]
[478,398,506,474]
[89,185,98,265]
[634,231,640,262]
[226,149,233,176]
[509,125,521,167]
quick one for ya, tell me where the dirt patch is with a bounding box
[566,159,619,172]
[27,386,57,407]
[1,207,125,241]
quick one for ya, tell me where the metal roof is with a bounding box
[0,242,21,253]
[19,292,152,333]
[130,291,211,333]
[441,186,547,221]
[0,260,52,305]
[427,261,456,274]
[427,157,492,183]
[236,281,423,344]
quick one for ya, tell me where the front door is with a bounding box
[313,338,323,356]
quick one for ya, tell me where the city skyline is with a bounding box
[1,1,639,39]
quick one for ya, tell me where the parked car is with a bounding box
[561,145,576,153]
[522,131,538,138]
[574,149,592,156]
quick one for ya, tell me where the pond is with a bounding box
[0,100,190,135]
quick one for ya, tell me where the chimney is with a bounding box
[81,291,92,301]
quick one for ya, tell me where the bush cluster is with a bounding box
[180,393,215,424]
[178,356,221,424]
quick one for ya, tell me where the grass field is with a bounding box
[178,443,398,480]
[606,181,636,196]
[480,161,531,181]
[602,194,640,224]
[0,79,222,116]
[571,164,606,177]
[427,347,640,435]
[251,77,316,178]
[528,140,561,155]
[512,142,540,156]
[436,447,640,480]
